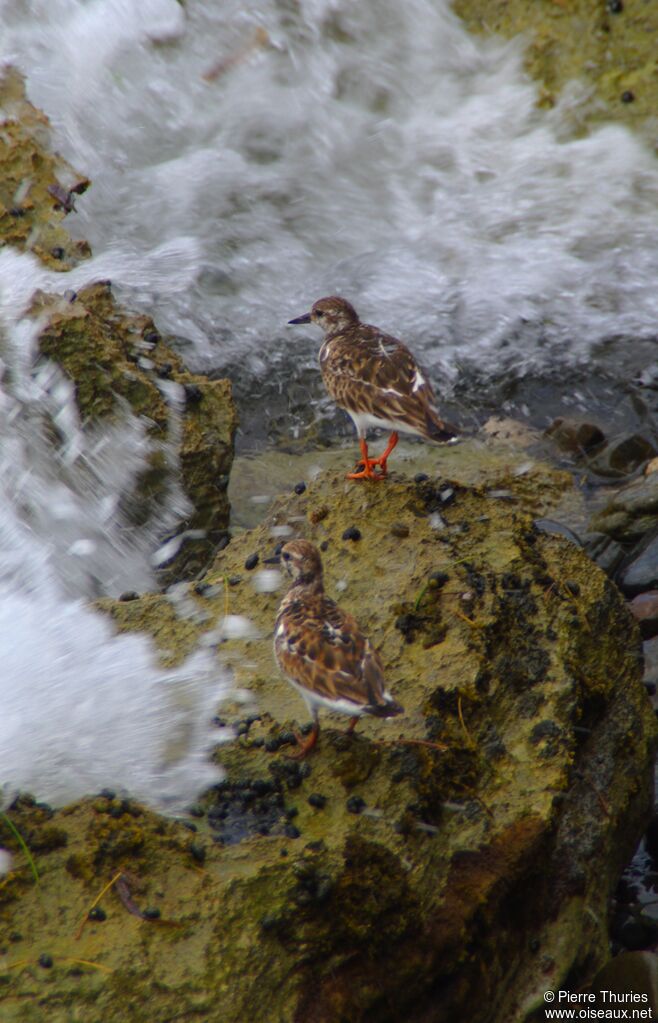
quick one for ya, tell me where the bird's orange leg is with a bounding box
[287,719,320,760]
[346,438,386,481]
[368,432,399,477]
[345,716,359,735]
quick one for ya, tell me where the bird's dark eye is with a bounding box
[315,310,324,318]
[282,551,291,561]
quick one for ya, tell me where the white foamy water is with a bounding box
[0,481,227,809]
[4,0,658,387]
[0,248,190,599]
[0,579,226,810]
[0,251,228,810]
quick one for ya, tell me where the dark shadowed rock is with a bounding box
[588,434,657,479]
[619,534,658,597]
[545,417,606,455]
[590,475,658,543]
[629,592,658,638]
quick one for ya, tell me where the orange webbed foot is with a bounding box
[345,433,397,481]
[346,460,386,480]
[367,456,390,476]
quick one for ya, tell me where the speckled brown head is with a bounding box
[280,539,324,588]
[288,296,359,337]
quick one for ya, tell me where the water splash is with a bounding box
[0,583,226,811]
[0,248,188,598]
[4,0,658,390]
[0,251,228,810]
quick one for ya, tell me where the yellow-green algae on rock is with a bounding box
[1,462,654,1023]
[453,0,658,132]
[0,67,91,270]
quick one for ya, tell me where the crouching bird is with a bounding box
[271,539,403,758]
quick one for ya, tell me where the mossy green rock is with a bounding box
[454,0,658,132]
[1,465,654,1022]
[0,67,91,270]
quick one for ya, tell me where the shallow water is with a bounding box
[2,0,658,807]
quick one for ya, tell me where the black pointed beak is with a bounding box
[288,312,311,325]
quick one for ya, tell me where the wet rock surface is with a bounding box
[591,475,658,544]
[619,535,658,597]
[586,473,658,632]
[2,466,654,1023]
[629,592,658,640]
[545,416,606,457]
[587,433,657,480]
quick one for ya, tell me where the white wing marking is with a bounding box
[412,369,426,392]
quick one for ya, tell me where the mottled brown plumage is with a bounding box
[273,539,403,757]
[289,296,457,479]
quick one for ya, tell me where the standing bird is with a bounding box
[289,296,457,479]
[272,539,403,758]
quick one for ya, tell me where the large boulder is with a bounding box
[1,463,654,1022]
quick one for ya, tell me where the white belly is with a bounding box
[347,410,425,439]
[287,677,367,719]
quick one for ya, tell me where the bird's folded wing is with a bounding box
[275,599,386,706]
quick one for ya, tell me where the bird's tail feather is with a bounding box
[366,697,404,719]
[426,408,459,443]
